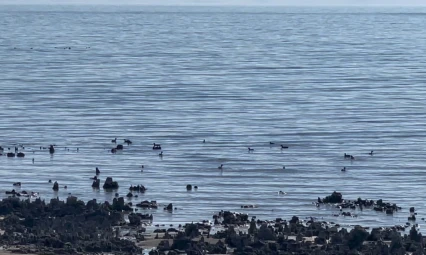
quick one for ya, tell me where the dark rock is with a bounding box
[129,185,146,192]
[52,181,59,191]
[409,226,421,242]
[248,219,257,235]
[346,226,368,250]
[128,213,141,226]
[257,223,276,240]
[164,203,173,211]
[290,216,299,224]
[103,177,119,189]
[136,200,158,209]
[322,191,343,203]
[92,179,100,189]
[184,223,200,238]
[386,208,394,215]
[157,240,170,251]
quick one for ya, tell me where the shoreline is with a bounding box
[0,192,423,255]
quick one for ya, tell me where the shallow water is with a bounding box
[1,5,426,229]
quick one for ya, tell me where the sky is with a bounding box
[0,0,425,5]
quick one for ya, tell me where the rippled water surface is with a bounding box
[1,5,426,228]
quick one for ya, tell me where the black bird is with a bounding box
[369,150,374,155]
[281,145,289,149]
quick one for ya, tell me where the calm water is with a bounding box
[1,5,426,229]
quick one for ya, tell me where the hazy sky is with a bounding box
[0,0,425,5]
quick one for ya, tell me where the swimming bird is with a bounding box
[141,165,144,169]
[344,153,351,158]
[111,138,117,143]
[124,139,132,145]
[96,167,100,175]
[369,150,374,155]
[281,145,289,149]
[283,166,286,169]
[218,164,223,170]
[159,151,163,157]
[203,139,205,143]
[341,167,346,172]
[248,147,254,152]
[270,142,275,145]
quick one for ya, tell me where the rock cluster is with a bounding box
[317,192,402,216]
[0,197,142,254]
[129,185,147,192]
[149,214,425,255]
[213,211,250,225]
[136,200,158,209]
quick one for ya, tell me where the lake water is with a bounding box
[1,5,426,229]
